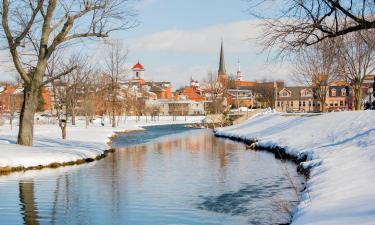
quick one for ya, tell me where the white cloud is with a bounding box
[122,20,295,88]
[127,20,263,54]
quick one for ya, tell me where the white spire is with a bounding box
[237,57,241,72]
[237,57,243,81]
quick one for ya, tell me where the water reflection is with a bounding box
[0,126,304,225]
[116,132,236,174]
[19,180,39,225]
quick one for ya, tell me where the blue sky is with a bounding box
[0,0,291,88]
[128,0,251,37]
[110,0,292,89]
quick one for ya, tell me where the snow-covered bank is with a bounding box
[0,116,204,170]
[215,111,375,225]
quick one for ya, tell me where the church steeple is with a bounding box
[218,40,227,81]
[237,57,243,81]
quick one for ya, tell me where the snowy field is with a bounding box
[215,111,375,225]
[0,115,204,169]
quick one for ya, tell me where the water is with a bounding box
[0,125,304,225]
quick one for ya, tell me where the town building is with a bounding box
[175,78,205,102]
[275,85,352,112]
[0,83,51,113]
[122,61,174,101]
[156,100,205,116]
[325,85,351,111]
[276,87,315,112]
[214,41,257,109]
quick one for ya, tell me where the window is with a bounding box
[330,101,333,107]
[340,101,343,106]
[291,101,293,106]
[334,101,338,107]
[277,101,280,107]
[136,71,139,78]
[331,88,337,97]
[341,88,346,96]
[281,90,290,97]
[301,89,312,97]
[299,101,302,107]
[303,101,306,107]
[309,101,312,106]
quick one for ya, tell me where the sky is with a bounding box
[0,0,292,89]
[105,0,292,89]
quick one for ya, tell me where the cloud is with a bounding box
[127,20,263,54]
[122,20,295,88]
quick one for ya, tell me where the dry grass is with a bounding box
[0,148,115,176]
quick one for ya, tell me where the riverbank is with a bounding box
[0,116,204,174]
[215,111,375,225]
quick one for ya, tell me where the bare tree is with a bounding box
[49,54,91,139]
[66,55,93,126]
[293,40,341,112]
[1,0,137,146]
[337,31,375,110]
[79,69,99,128]
[51,78,68,139]
[254,80,282,109]
[104,41,128,128]
[203,71,234,114]
[247,0,375,52]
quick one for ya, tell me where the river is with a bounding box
[0,125,304,225]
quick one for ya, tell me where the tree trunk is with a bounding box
[112,111,116,128]
[354,87,362,110]
[10,113,13,130]
[320,98,326,112]
[17,83,39,146]
[71,110,76,125]
[85,114,89,128]
[61,125,66,139]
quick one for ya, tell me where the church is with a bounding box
[216,41,257,108]
[122,61,174,100]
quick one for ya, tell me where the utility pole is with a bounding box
[237,86,240,114]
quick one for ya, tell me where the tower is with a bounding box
[132,61,145,79]
[236,57,244,81]
[218,41,227,82]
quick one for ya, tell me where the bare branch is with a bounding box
[249,0,375,53]
[42,65,77,86]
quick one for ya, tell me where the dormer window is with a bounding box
[301,89,312,97]
[341,88,346,96]
[331,88,337,97]
[280,88,291,97]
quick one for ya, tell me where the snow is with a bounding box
[0,115,204,168]
[215,111,375,225]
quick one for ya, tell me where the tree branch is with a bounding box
[43,65,77,86]
[14,0,44,46]
[1,0,31,83]
[64,32,109,41]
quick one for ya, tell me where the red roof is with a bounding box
[132,61,144,70]
[178,87,205,102]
